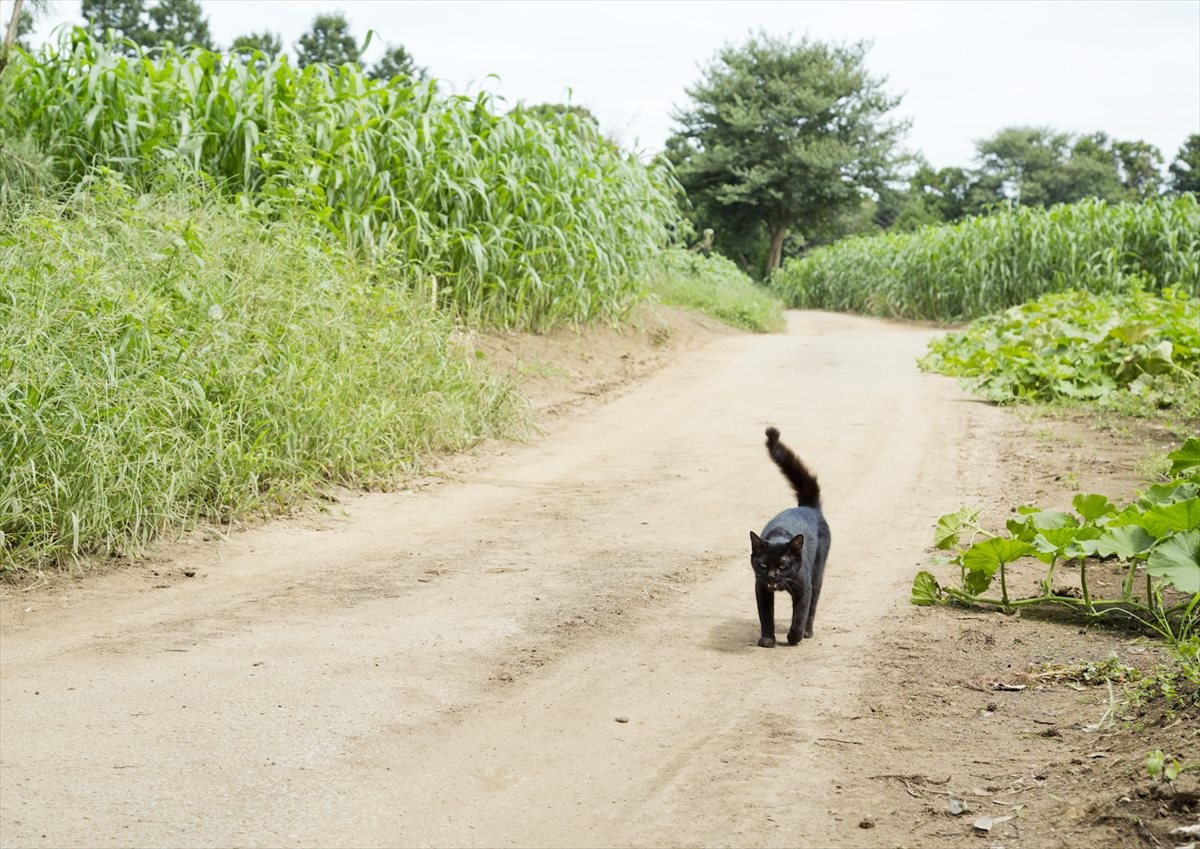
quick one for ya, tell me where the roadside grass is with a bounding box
[1,180,527,570]
[645,249,785,333]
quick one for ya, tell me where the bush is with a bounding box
[645,249,785,332]
[918,285,1200,417]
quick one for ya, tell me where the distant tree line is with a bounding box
[876,128,1200,233]
[74,0,425,80]
[667,33,1200,276]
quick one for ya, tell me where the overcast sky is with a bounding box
[20,0,1200,169]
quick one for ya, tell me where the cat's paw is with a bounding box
[757,636,776,648]
[786,629,802,645]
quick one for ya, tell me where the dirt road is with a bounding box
[0,312,1073,847]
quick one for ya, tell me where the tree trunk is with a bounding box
[766,225,787,277]
[1,0,25,73]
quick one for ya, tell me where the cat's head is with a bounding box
[749,532,805,590]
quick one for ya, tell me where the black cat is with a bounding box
[749,427,831,648]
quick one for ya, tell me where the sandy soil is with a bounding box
[1,309,1195,849]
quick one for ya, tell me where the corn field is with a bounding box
[770,196,1200,322]
[1,29,680,329]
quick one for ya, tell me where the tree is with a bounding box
[1168,134,1200,195]
[3,0,52,69]
[147,0,213,50]
[80,0,150,51]
[295,13,359,68]
[1113,139,1163,200]
[667,33,907,275]
[974,126,1075,207]
[1,0,25,70]
[890,161,981,226]
[369,43,424,81]
[2,2,30,55]
[972,126,1163,208]
[230,30,282,66]
[15,6,32,48]
[1064,132,1126,202]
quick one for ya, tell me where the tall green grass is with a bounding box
[1,177,526,569]
[645,249,785,332]
[1,29,680,329]
[771,196,1200,321]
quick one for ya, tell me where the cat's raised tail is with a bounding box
[765,427,821,509]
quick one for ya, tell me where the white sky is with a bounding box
[17,0,1200,169]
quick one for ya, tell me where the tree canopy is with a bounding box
[970,127,1163,208]
[230,30,282,61]
[1169,134,1200,195]
[80,0,149,50]
[146,0,212,50]
[666,33,907,275]
[368,43,425,81]
[295,13,360,67]
[80,0,212,52]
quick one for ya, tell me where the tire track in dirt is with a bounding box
[1,312,1015,848]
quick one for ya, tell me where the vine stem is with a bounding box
[939,581,1145,611]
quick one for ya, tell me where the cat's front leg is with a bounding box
[755,581,776,647]
[786,578,812,645]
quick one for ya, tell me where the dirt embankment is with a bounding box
[1,308,1194,848]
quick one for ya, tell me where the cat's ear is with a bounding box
[750,532,765,555]
[788,533,805,555]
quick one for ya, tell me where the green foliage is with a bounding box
[1169,134,1200,196]
[666,32,906,275]
[1148,532,1200,595]
[1123,638,1200,723]
[643,249,785,333]
[918,286,1200,417]
[229,29,281,71]
[0,179,527,570]
[913,440,1200,645]
[771,195,1200,321]
[877,163,975,231]
[295,12,359,67]
[80,0,149,51]
[12,6,34,50]
[515,104,606,145]
[80,0,211,51]
[1170,439,1200,475]
[1145,749,1200,782]
[873,128,1181,236]
[230,30,282,60]
[969,126,1164,210]
[1113,139,1165,201]
[1,28,680,329]
[0,131,54,201]
[146,0,212,50]
[369,43,425,82]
